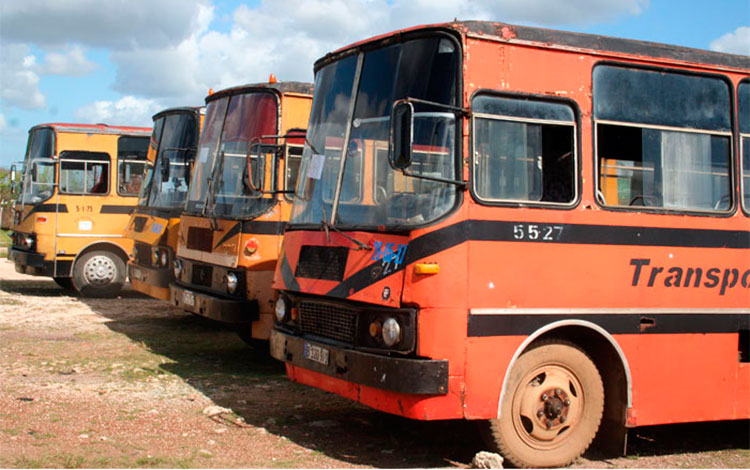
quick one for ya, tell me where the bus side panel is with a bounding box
[617,333,747,426]
[463,336,525,419]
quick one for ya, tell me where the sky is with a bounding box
[0,0,748,167]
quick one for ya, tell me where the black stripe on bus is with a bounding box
[241,221,287,235]
[133,206,182,219]
[320,220,748,299]
[279,253,301,292]
[213,222,241,250]
[22,203,68,221]
[100,205,135,214]
[467,312,750,337]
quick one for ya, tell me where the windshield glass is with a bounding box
[290,35,459,228]
[139,111,199,209]
[21,128,55,205]
[186,92,278,219]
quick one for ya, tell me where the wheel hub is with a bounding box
[84,255,116,286]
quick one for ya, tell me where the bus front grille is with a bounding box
[298,301,356,344]
[191,264,213,287]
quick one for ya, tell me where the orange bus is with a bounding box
[170,80,312,346]
[125,106,204,300]
[269,22,750,467]
[9,123,151,296]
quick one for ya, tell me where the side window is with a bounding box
[594,65,732,213]
[59,151,110,195]
[118,160,147,196]
[472,95,576,205]
[739,80,749,214]
[117,135,149,197]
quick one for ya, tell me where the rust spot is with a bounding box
[499,26,517,40]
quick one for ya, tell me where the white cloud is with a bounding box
[0,112,6,133]
[710,26,750,56]
[0,43,46,109]
[36,46,97,76]
[73,96,161,127]
[0,0,209,50]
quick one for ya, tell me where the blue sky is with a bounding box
[0,0,748,167]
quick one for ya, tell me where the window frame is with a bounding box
[738,78,750,218]
[469,91,581,209]
[117,158,148,197]
[58,151,112,196]
[592,61,736,217]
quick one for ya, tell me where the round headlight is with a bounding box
[275,297,287,322]
[381,317,401,347]
[173,259,183,278]
[152,250,159,265]
[160,251,168,267]
[225,272,238,294]
[24,236,34,248]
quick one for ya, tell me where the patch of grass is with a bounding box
[135,456,168,467]
[0,230,11,245]
[1,428,20,436]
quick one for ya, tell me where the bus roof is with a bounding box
[30,123,152,137]
[316,20,750,72]
[152,106,205,121]
[206,81,314,103]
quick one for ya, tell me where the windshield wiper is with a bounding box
[202,150,225,231]
[320,203,371,251]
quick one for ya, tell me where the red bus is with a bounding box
[269,21,750,467]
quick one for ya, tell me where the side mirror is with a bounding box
[31,162,39,182]
[389,100,414,170]
[9,165,17,194]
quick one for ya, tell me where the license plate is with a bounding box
[131,267,141,280]
[303,342,329,366]
[182,290,195,307]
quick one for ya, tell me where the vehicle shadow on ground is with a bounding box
[7,280,748,467]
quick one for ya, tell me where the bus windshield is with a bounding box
[139,111,198,210]
[20,128,55,205]
[290,35,459,229]
[185,92,278,219]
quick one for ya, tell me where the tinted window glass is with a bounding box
[118,136,149,160]
[594,65,731,132]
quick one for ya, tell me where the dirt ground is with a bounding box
[0,258,748,469]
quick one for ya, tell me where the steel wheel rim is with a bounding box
[83,255,116,286]
[510,361,585,450]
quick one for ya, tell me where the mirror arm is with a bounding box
[401,97,471,117]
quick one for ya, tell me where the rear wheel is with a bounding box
[72,250,125,298]
[482,340,604,468]
[53,277,74,290]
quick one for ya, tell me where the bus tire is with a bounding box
[72,250,125,298]
[53,277,74,290]
[482,340,604,468]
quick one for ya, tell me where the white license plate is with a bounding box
[303,342,329,366]
[131,267,141,280]
[182,290,195,307]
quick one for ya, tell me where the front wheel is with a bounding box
[72,250,125,298]
[481,340,604,468]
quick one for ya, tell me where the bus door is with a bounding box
[56,150,112,273]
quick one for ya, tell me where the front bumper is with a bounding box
[128,262,172,288]
[270,328,449,395]
[9,247,52,276]
[169,282,259,325]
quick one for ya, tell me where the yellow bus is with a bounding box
[169,80,312,346]
[125,107,205,300]
[9,123,151,297]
